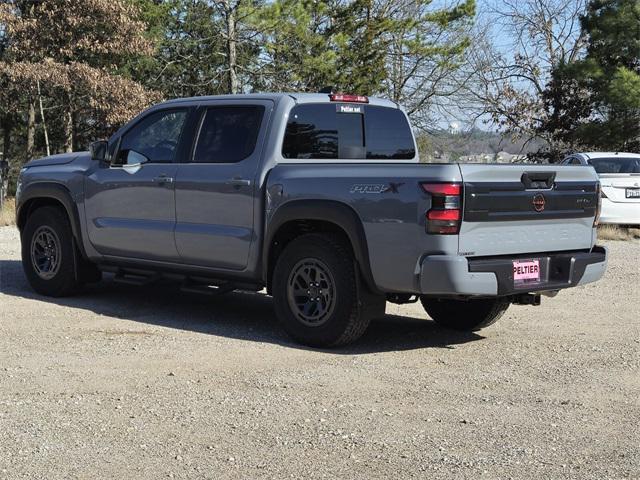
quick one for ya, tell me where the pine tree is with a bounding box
[255,0,474,129]
[540,0,640,152]
[254,0,339,92]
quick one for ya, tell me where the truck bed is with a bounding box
[266,162,600,293]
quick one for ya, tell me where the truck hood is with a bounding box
[25,151,90,168]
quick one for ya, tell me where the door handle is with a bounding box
[226,177,251,187]
[153,174,174,185]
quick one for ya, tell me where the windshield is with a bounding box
[589,157,640,174]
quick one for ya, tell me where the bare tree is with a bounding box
[463,0,588,147]
[0,0,159,153]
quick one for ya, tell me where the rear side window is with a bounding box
[364,107,416,159]
[193,106,264,163]
[282,104,415,160]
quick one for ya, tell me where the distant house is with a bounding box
[496,152,529,163]
[456,152,531,164]
[458,154,492,163]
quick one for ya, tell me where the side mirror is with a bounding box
[90,140,108,162]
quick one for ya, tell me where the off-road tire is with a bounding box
[272,233,385,348]
[420,296,510,331]
[21,206,82,297]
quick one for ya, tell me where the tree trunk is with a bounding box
[226,4,239,94]
[2,121,11,162]
[72,111,80,151]
[1,120,12,207]
[63,107,73,153]
[26,100,36,163]
[37,80,51,157]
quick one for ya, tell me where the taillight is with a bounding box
[421,183,462,234]
[594,182,602,227]
[329,94,369,103]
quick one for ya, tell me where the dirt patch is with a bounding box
[597,223,640,241]
[89,329,156,336]
[1,226,638,479]
[0,197,15,226]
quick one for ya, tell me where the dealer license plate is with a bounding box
[626,188,640,198]
[513,259,541,288]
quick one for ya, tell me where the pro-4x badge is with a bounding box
[350,182,405,194]
[383,182,405,193]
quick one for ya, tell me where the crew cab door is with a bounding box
[84,107,191,262]
[174,100,272,269]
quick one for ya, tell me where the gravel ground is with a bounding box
[1,225,639,479]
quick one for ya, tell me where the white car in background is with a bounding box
[562,152,640,225]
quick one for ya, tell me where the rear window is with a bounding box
[589,157,640,174]
[282,104,415,160]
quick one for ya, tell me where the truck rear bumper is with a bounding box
[419,246,607,297]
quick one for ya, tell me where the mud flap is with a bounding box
[72,236,101,284]
[355,260,386,320]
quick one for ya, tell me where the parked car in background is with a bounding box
[562,152,640,226]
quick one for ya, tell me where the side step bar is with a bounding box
[103,265,263,296]
[113,270,160,286]
[180,281,236,296]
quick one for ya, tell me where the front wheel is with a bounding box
[21,206,82,297]
[272,233,385,348]
[420,296,510,331]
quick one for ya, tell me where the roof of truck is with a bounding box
[161,92,399,109]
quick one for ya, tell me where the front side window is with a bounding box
[192,106,264,163]
[282,104,415,160]
[115,109,187,165]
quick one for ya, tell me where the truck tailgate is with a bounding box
[458,164,599,257]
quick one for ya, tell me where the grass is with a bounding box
[0,197,15,226]
[597,224,640,241]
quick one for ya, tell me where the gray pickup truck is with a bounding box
[16,93,607,347]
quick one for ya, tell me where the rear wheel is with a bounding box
[420,296,510,331]
[272,233,385,347]
[21,206,85,297]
